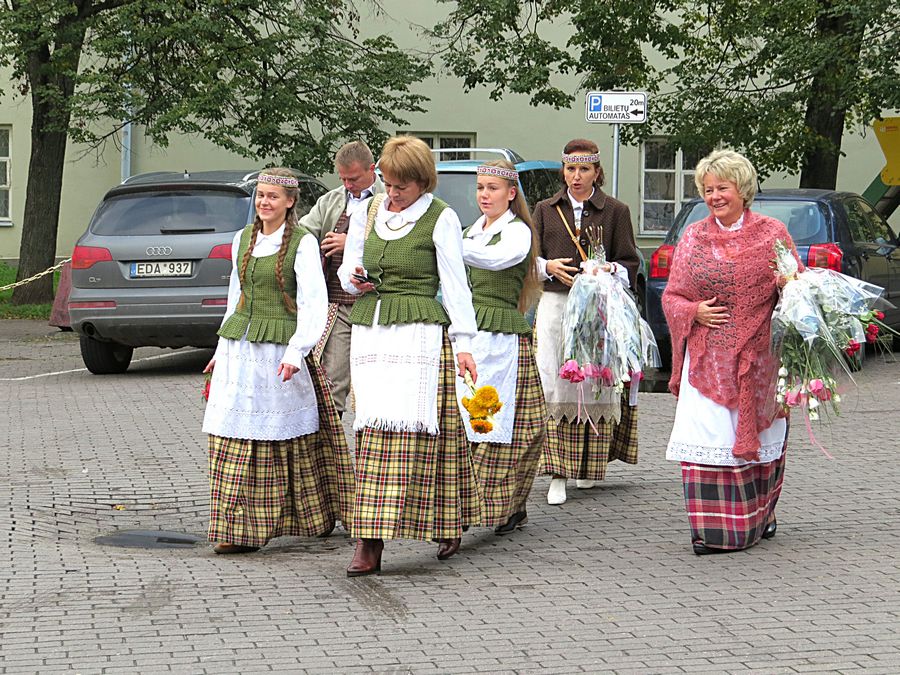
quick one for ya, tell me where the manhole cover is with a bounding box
[94,530,204,549]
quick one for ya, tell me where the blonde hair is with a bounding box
[335,140,374,169]
[238,167,299,314]
[478,159,542,313]
[694,149,758,207]
[378,135,438,193]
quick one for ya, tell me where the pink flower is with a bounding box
[599,367,614,386]
[784,389,804,407]
[583,363,601,379]
[559,359,585,383]
[808,379,825,397]
[876,311,885,320]
[845,340,861,356]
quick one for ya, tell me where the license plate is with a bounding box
[130,261,193,278]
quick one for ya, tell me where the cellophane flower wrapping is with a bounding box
[559,245,661,412]
[771,238,890,421]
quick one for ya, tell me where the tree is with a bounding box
[0,0,429,304]
[434,0,899,187]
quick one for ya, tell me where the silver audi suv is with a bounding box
[69,170,328,374]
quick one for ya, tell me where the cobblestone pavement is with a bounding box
[2,320,900,674]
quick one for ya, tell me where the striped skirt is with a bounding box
[471,336,547,527]
[541,396,638,480]
[350,333,481,541]
[682,453,786,550]
[207,355,355,547]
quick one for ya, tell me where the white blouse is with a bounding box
[337,193,477,354]
[462,209,531,270]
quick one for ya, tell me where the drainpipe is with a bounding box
[120,120,132,182]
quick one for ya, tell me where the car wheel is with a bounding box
[80,335,134,374]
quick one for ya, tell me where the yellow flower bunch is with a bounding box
[462,372,503,434]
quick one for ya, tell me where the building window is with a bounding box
[640,138,705,235]
[406,132,476,161]
[0,128,9,221]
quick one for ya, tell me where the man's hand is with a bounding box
[321,231,346,258]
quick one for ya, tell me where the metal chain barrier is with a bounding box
[0,258,72,293]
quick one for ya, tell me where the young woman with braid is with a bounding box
[202,168,355,554]
[457,159,547,535]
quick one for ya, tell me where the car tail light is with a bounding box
[649,245,675,279]
[69,301,116,309]
[202,298,228,306]
[807,243,843,271]
[71,245,113,270]
[208,243,232,260]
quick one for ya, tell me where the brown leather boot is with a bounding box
[436,537,461,560]
[346,538,384,577]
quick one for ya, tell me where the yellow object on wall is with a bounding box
[874,117,900,186]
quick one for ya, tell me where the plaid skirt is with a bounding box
[351,332,481,541]
[208,355,355,547]
[682,452,786,550]
[471,336,547,527]
[540,396,638,480]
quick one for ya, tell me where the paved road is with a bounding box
[2,320,899,674]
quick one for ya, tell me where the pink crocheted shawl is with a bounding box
[662,209,803,462]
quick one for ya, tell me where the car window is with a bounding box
[518,170,544,212]
[296,181,326,219]
[434,172,481,227]
[671,199,828,245]
[91,190,251,235]
[853,198,897,245]
[842,198,875,243]
[541,169,562,202]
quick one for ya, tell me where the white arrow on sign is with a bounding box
[585,91,648,124]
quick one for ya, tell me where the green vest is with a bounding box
[349,198,450,327]
[465,224,532,335]
[218,224,307,344]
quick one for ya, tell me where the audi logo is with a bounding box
[146,246,173,256]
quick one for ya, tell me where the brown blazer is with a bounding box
[533,187,641,292]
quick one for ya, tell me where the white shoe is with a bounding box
[575,479,596,489]
[547,478,567,505]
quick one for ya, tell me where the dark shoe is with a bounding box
[347,538,383,577]
[692,542,733,555]
[494,511,528,536]
[317,521,336,538]
[762,519,777,539]
[436,537,461,560]
[213,543,260,555]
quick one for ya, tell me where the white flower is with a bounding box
[778,367,788,377]
[777,378,786,389]
[833,394,842,403]
[808,410,819,421]
[808,397,820,410]
[775,394,785,404]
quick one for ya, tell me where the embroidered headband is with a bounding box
[257,173,299,188]
[476,165,519,181]
[562,152,601,165]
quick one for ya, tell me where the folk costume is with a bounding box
[301,177,386,416]
[202,221,355,548]
[458,207,548,530]
[338,193,481,545]
[663,210,803,551]
[532,187,642,487]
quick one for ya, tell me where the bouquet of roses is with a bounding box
[771,239,893,421]
[558,239,660,409]
[461,371,503,434]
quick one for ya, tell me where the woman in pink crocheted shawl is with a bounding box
[662,149,803,556]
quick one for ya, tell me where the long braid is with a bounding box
[275,204,298,314]
[236,216,264,310]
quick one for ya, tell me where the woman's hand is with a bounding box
[277,362,299,382]
[457,352,477,384]
[695,297,730,328]
[546,257,579,287]
[349,265,375,294]
[203,358,215,374]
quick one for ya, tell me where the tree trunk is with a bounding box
[798,5,864,190]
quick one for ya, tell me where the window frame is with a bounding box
[0,127,10,225]
[403,132,477,161]
[639,137,703,237]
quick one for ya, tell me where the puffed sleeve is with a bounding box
[462,220,531,271]
[433,207,478,354]
[337,197,370,294]
[211,229,245,362]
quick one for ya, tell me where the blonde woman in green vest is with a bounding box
[457,160,547,535]
[202,168,355,555]
[337,136,481,576]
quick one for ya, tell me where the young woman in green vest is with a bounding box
[532,139,642,506]
[337,136,481,576]
[457,159,547,535]
[202,168,355,554]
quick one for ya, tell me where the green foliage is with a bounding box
[0,264,56,319]
[434,0,899,182]
[0,0,431,173]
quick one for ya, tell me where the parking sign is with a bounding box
[585,91,647,124]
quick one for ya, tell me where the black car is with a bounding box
[69,170,328,374]
[646,189,900,368]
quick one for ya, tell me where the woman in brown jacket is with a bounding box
[533,138,642,506]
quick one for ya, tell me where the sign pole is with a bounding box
[611,123,620,199]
